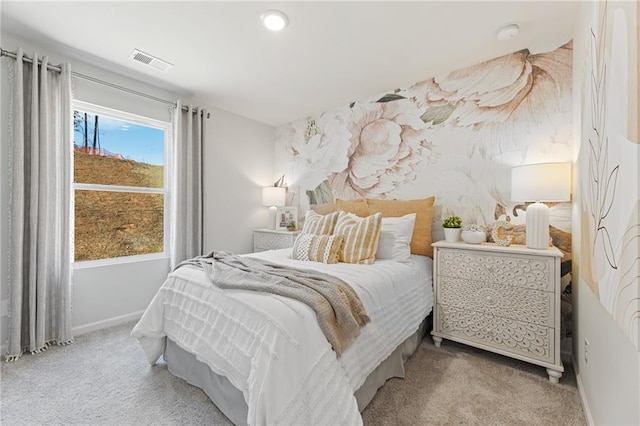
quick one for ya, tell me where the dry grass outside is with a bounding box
[74,152,164,262]
[74,152,163,188]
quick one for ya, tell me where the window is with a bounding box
[72,101,171,262]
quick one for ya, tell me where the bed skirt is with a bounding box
[164,317,428,426]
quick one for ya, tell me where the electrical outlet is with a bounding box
[584,338,590,364]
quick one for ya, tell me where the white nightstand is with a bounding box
[431,240,564,383]
[253,229,300,252]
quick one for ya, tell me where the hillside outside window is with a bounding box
[72,101,171,263]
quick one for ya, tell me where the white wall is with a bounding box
[572,2,640,425]
[0,32,275,349]
[574,284,640,424]
[203,106,275,254]
[0,2,7,351]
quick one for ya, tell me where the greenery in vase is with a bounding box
[442,215,463,228]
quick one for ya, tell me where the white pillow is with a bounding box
[375,213,416,262]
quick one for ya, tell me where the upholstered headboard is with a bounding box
[310,197,436,257]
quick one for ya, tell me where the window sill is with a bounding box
[72,252,170,270]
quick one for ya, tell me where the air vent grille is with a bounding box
[129,49,173,72]
[132,52,153,64]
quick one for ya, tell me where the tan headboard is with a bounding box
[310,196,436,257]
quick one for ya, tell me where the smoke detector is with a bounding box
[129,49,173,72]
[496,24,519,41]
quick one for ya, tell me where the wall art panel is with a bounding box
[578,0,639,349]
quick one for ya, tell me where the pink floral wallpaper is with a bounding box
[275,41,574,239]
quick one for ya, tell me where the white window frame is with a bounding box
[71,100,172,267]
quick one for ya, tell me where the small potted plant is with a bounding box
[442,215,463,242]
[286,220,297,231]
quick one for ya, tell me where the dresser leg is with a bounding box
[546,368,562,384]
[432,336,442,347]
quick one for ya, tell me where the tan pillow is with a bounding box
[336,199,370,217]
[366,197,436,257]
[309,202,339,215]
[334,212,382,264]
[301,210,340,235]
[292,233,344,264]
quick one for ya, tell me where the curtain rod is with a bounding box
[0,47,209,118]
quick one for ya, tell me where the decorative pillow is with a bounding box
[301,210,340,235]
[336,199,370,217]
[366,197,435,257]
[334,212,382,264]
[292,233,344,264]
[376,213,416,263]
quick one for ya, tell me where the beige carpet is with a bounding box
[1,322,585,425]
[362,338,585,425]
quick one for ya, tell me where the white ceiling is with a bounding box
[1,1,579,126]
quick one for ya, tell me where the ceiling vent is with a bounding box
[129,49,173,72]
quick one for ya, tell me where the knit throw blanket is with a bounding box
[176,252,370,357]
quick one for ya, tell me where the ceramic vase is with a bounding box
[444,228,461,243]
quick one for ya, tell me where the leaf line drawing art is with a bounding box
[587,2,619,270]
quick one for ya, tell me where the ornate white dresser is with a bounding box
[431,241,564,383]
[253,229,300,252]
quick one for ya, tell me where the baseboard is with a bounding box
[0,311,143,356]
[573,355,595,426]
[72,310,145,336]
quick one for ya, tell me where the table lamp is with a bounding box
[511,163,571,249]
[262,186,286,230]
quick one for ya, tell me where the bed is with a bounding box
[132,197,436,425]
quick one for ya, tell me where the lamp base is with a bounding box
[268,206,277,230]
[525,201,550,249]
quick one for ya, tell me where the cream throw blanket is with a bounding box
[177,251,370,356]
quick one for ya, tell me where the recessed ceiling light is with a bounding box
[496,24,519,41]
[260,9,289,31]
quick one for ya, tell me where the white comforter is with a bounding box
[131,249,433,426]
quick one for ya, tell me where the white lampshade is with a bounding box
[262,186,286,230]
[511,163,571,249]
[262,186,286,207]
[511,163,571,202]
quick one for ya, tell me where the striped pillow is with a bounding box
[334,212,382,264]
[292,233,344,264]
[302,210,340,235]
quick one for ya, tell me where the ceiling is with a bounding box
[1,1,579,127]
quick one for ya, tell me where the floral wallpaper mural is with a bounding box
[579,0,639,350]
[275,42,573,234]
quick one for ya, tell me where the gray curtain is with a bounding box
[170,101,204,268]
[6,48,73,362]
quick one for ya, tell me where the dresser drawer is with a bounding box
[254,231,298,252]
[438,277,554,327]
[437,304,555,364]
[437,249,554,292]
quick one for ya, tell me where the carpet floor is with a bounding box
[1,322,586,425]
